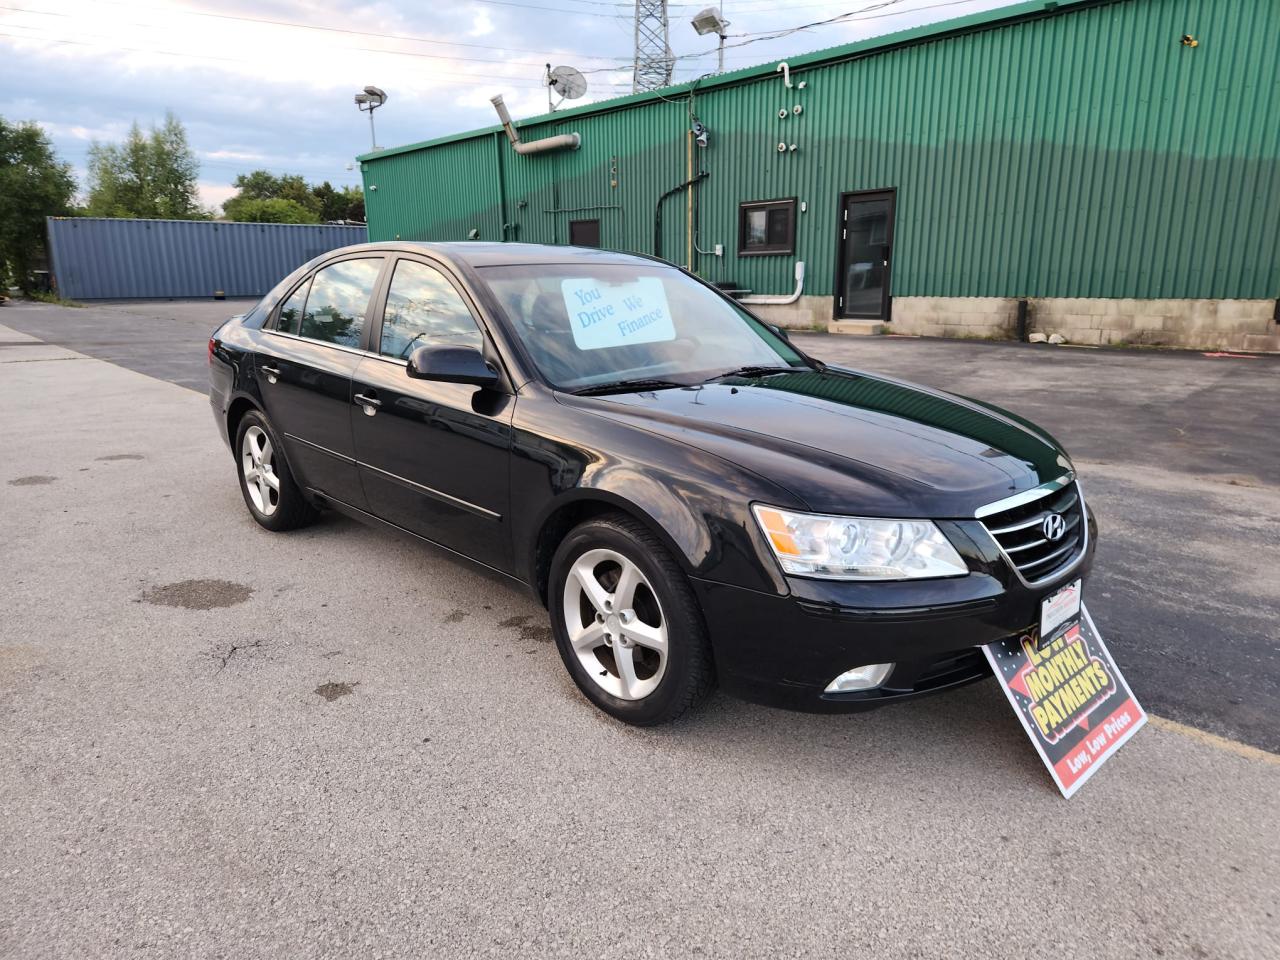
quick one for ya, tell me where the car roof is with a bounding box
[320,240,657,270]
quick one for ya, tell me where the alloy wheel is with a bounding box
[562,548,668,700]
[241,425,280,517]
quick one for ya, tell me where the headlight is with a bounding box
[752,505,968,580]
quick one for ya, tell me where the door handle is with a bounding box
[354,392,381,415]
[260,364,281,383]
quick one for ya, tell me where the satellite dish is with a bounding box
[547,65,587,110]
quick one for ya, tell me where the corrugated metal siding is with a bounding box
[363,135,504,244]
[361,0,1280,300]
[45,218,367,300]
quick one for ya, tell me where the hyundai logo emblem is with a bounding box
[1042,513,1067,542]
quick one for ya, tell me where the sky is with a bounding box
[0,0,1021,214]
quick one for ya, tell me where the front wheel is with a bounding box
[549,514,714,725]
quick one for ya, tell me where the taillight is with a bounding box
[208,337,218,364]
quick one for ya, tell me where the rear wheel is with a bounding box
[549,514,714,725]
[235,410,315,531]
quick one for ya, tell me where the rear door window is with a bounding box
[298,258,383,349]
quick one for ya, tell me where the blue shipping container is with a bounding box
[45,217,368,300]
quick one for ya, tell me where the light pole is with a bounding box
[691,6,730,74]
[353,85,387,152]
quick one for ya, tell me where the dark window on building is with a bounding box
[379,259,483,359]
[738,199,796,256]
[298,258,383,349]
[569,219,601,247]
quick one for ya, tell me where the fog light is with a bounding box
[825,663,894,693]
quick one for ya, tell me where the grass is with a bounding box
[25,291,83,308]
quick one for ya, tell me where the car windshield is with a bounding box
[475,262,806,391]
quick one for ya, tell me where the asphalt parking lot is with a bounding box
[7,298,1279,751]
[2,299,1278,959]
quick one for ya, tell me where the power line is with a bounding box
[2,0,1018,102]
[384,0,628,19]
[0,4,625,67]
[0,28,548,87]
[0,1,631,59]
[725,0,908,41]
[724,0,995,42]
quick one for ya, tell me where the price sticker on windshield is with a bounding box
[561,278,676,351]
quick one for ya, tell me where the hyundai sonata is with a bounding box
[209,242,1094,725]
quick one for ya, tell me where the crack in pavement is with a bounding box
[212,638,267,673]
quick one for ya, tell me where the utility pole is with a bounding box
[633,0,674,93]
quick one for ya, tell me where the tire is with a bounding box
[549,513,715,725]
[234,409,316,532]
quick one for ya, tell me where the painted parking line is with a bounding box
[1149,715,1280,765]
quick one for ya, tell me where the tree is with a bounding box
[0,117,76,293]
[310,181,365,222]
[85,113,206,219]
[222,197,319,224]
[228,170,315,209]
[221,170,363,223]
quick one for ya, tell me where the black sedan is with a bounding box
[209,242,1095,725]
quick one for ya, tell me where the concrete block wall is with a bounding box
[746,295,831,331]
[887,297,1019,340]
[742,294,1279,351]
[889,297,1279,351]
[1029,298,1277,350]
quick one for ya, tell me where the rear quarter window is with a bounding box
[276,279,311,335]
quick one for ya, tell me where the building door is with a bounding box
[836,190,895,320]
[569,219,601,247]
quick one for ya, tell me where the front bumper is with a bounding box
[691,508,1097,713]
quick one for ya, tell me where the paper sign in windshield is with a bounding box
[983,605,1146,798]
[561,278,676,351]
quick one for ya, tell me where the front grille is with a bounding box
[980,482,1085,584]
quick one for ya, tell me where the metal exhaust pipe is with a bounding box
[490,94,580,155]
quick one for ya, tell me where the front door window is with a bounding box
[379,260,483,359]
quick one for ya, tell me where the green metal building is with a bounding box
[359,0,1280,350]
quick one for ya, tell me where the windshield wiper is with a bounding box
[704,364,799,382]
[569,378,687,397]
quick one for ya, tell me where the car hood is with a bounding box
[571,366,1073,518]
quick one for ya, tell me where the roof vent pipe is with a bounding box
[490,95,581,155]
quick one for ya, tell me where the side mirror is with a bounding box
[406,344,499,388]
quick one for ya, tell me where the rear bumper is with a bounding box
[691,509,1097,713]
[208,344,234,449]
[211,397,231,448]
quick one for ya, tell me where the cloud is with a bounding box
[469,9,495,38]
[2,0,1022,202]
[36,119,128,142]
[198,181,238,212]
[203,149,268,162]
